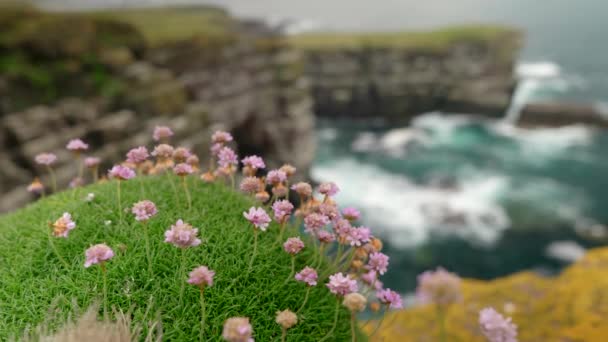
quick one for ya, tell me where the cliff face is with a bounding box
[0,7,315,212]
[291,27,522,122]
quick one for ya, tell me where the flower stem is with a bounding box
[116,180,123,223]
[200,287,206,341]
[296,287,311,314]
[166,171,179,204]
[93,167,99,183]
[351,312,356,342]
[47,166,57,193]
[182,176,192,210]
[284,255,295,285]
[276,221,287,244]
[48,231,69,269]
[137,168,145,197]
[77,155,84,180]
[319,298,341,342]
[179,248,186,305]
[316,244,326,269]
[101,263,108,319]
[248,229,259,273]
[143,221,152,275]
[281,328,287,342]
[369,306,388,338]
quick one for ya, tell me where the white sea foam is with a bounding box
[311,158,510,247]
[545,240,586,263]
[351,128,428,156]
[516,61,562,79]
[317,127,338,141]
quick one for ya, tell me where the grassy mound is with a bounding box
[367,247,608,341]
[0,176,359,341]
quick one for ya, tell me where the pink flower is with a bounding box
[319,182,339,196]
[346,226,371,246]
[327,272,358,296]
[69,177,84,188]
[27,178,44,194]
[131,200,157,221]
[240,177,261,194]
[51,212,76,238]
[361,271,381,288]
[376,289,403,309]
[416,267,462,307]
[479,307,518,342]
[279,164,296,177]
[218,147,238,169]
[319,203,340,222]
[188,265,215,287]
[164,219,202,248]
[108,165,136,180]
[243,207,271,231]
[35,153,57,166]
[172,147,192,162]
[173,163,194,176]
[283,237,305,255]
[266,170,286,185]
[84,243,114,267]
[153,126,174,141]
[295,266,318,286]
[242,155,265,169]
[304,213,329,235]
[317,230,335,243]
[291,182,312,197]
[367,252,389,275]
[66,139,89,152]
[333,219,352,239]
[212,130,233,144]
[126,146,149,164]
[272,200,294,223]
[210,143,223,156]
[222,317,252,342]
[152,144,174,159]
[187,154,200,166]
[342,207,360,221]
[84,157,101,168]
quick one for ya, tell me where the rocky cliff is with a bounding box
[290,27,522,123]
[0,6,315,212]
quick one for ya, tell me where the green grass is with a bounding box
[288,25,520,51]
[0,176,362,341]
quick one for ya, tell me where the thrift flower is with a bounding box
[152,144,175,159]
[210,143,223,156]
[240,177,261,194]
[295,266,318,286]
[343,293,367,312]
[35,153,57,166]
[266,169,287,185]
[69,177,84,188]
[108,165,135,180]
[416,267,462,307]
[243,207,271,231]
[132,200,157,221]
[319,182,339,196]
[279,164,296,177]
[377,289,403,309]
[242,155,265,172]
[255,191,270,203]
[272,200,294,223]
[212,130,233,144]
[84,243,114,267]
[291,182,312,198]
[126,146,149,164]
[276,310,298,329]
[303,213,329,234]
[346,226,372,246]
[327,272,358,296]
[342,207,360,221]
[27,178,44,194]
[84,156,101,168]
[153,126,174,141]
[51,212,76,238]
[188,265,215,287]
[164,219,202,248]
[222,317,252,342]
[367,252,389,275]
[173,163,194,176]
[283,237,305,255]
[218,147,238,169]
[66,139,89,152]
[479,307,518,342]
[319,203,340,222]
[187,154,200,169]
[333,219,352,241]
[317,230,336,243]
[173,147,192,163]
[361,271,380,288]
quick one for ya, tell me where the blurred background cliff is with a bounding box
[2,0,608,306]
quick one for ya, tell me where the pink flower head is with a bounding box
[173,163,194,176]
[367,252,389,275]
[279,164,296,177]
[152,144,174,159]
[327,272,358,296]
[84,243,114,267]
[164,219,202,248]
[218,147,238,169]
[188,265,215,287]
[131,200,157,221]
[319,182,339,196]
[27,178,44,194]
[212,130,233,144]
[66,139,89,152]
[376,289,403,309]
[153,126,174,141]
[69,177,84,188]
[126,146,149,164]
[295,266,318,286]
[108,165,136,180]
[416,267,462,307]
[242,155,265,170]
[266,170,287,185]
[361,270,379,287]
[317,230,336,244]
[346,226,372,246]
[84,157,101,168]
[342,207,361,221]
[243,207,271,231]
[35,153,57,166]
[187,154,200,166]
[173,147,192,163]
[479,307,518,342]
[222,317,252,342]
[319,203,340,222]
[51,212,76,238]
[333,219,352,239]
[240,177,261,194]
[272,200,294,223]
[210,143,223,156]
[291,182,312,197]
[283,237,305,255]
[304,213,330,235]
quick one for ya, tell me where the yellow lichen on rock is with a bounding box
[366,247,608,341]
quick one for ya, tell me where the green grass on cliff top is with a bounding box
[288,25,520,51]
[0,176,361,341]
